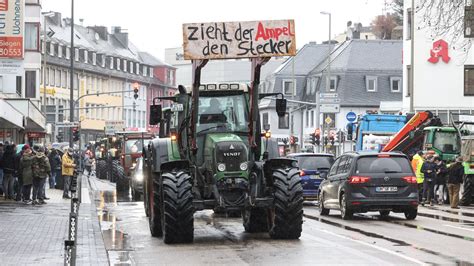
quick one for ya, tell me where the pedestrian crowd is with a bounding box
[0,142,94,205]
[411,149,466,209]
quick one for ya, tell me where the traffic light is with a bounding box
[310,133,316,145]
[329,131,336,146]
[314,128,321,146]
[323,136,328,146]
[346,123,353,140]
[289,135,295,145]
[72,127,80,142]
[133,82,139,100]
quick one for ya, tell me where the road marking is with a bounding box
[304,219,426,265]
[443,224,474,233]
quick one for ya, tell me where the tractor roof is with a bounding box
[185,83,249,93]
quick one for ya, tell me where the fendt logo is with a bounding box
[0,0,8,11]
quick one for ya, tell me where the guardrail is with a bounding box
[64,169,82,266]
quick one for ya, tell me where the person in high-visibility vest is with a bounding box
[411,151,425,201]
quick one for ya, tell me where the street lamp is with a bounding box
[320,11,331,153]
[41,11,55,114]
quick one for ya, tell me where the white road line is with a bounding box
[443,224,474,233]
[304,219,427,265]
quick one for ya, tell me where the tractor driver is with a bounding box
[201,98,227,124]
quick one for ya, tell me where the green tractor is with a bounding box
[422,126,464,162]
[452,120,474,205]
[143,61,303,244]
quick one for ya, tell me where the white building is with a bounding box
[403,1,474,122]
[0,0,45,144]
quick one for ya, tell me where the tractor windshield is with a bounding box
[197,93,248,134]
[433,131,461,153]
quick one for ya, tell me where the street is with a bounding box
[89,177,474,265]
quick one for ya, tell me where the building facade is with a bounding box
[262,40,403,154]
[42,13,176,144]
[0,0,44,145]
[402,1,474,122]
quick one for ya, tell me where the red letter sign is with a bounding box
[428,39,451,64]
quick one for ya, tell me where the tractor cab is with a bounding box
[423,126,467,161]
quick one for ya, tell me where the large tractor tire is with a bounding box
[113,160,129,194]
[460,175,474,206]
[149,172,162,237]
[243,207,268,233]
[162,170,194,244]
[96,160,107,180]
[269,167,303,239]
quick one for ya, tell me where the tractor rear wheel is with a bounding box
[162,170,194,244]
[243,207,268,233]
[149,172,162,237]
[269,167,303,239]
[113,160,129,194]
[97,160,107,180]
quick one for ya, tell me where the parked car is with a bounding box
[130,157,144,201]
[318,152,418,220]
[287,153,335,200]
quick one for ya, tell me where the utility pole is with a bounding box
[409,0,415,112]
[69,0,75,148]
[321,11,332,153]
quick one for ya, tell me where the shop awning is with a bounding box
[0,99,24,129]
[4,98,45,131]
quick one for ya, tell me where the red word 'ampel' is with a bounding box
[255,21,295,41]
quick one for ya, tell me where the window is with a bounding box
[406,8,412,40]
[66,47,70,60]
[49,68,54,85]
[356,156,412,174]
[16,76,22,96]
[390,77,401,93]
[49,42,54,56]
[336,156,349,175]
[130,61,134,73]
[61,71,67,88]
[55,69,60,87]
[116,58,121,70]
[305,110,309,127]
[25,23,39,51]
[305,78,311,94]
[75,48,79,61]
[278,112,290,129]
[283,80,294,96]
[311,77,318,94]
[124,59,128,72]
[329,77,337,92]
[310,110,314,127]
[92,53,97,65]
[366,76,377,92]
[45,67,49,85]
[136,62,140,75]
[262,113,269,128]
[25,71,36,98]
[329,157,341,176]
[464,66,474,96]
[57,45,62,58]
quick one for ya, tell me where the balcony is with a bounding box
[4,98,45,131]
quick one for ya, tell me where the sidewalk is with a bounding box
[0,175,108,265]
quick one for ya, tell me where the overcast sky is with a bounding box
[43,0,389,61]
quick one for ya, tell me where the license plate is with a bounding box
[376,186,398,192]
[309,175,320,180]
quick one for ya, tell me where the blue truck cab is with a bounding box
[355,114,407,152]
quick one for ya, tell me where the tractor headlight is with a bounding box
[135,174,144,182]
[240,162,248,171]
[217,163,226,172]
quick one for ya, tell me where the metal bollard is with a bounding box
[64,240,76,266]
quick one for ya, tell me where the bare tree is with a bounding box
[372,13,399,39]
[417,0,472,59]
[389,0,404,25]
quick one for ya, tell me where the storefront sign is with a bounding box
[0,0,24,59]
[428,39,450,64]
[40,87,56,96]
[105,120,125,135]
[183,19,296,60]
[27,132,45,138]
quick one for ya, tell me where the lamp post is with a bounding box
[41,12,55,113]
[320,11,331,153]
[69,0,75,148]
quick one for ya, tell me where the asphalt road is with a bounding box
[89,177,474,265]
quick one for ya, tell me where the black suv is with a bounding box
[318,152,418,220]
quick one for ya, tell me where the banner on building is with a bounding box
[183,19,296,60]
[0,0,24,59]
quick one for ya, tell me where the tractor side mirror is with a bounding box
[275,98,287,118]
[149,105,162,125]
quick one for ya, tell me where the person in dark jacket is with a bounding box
[1,144,17,200]
[434,156,448,205]
[447,156,464,209]
[48,149,61,189]
[421,155,437,206]
[32,146,51,205]
[19,145,35,203]
[15,146,25,201]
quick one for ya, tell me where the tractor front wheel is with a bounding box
[162,170,194,244]
[269,167,303,239]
